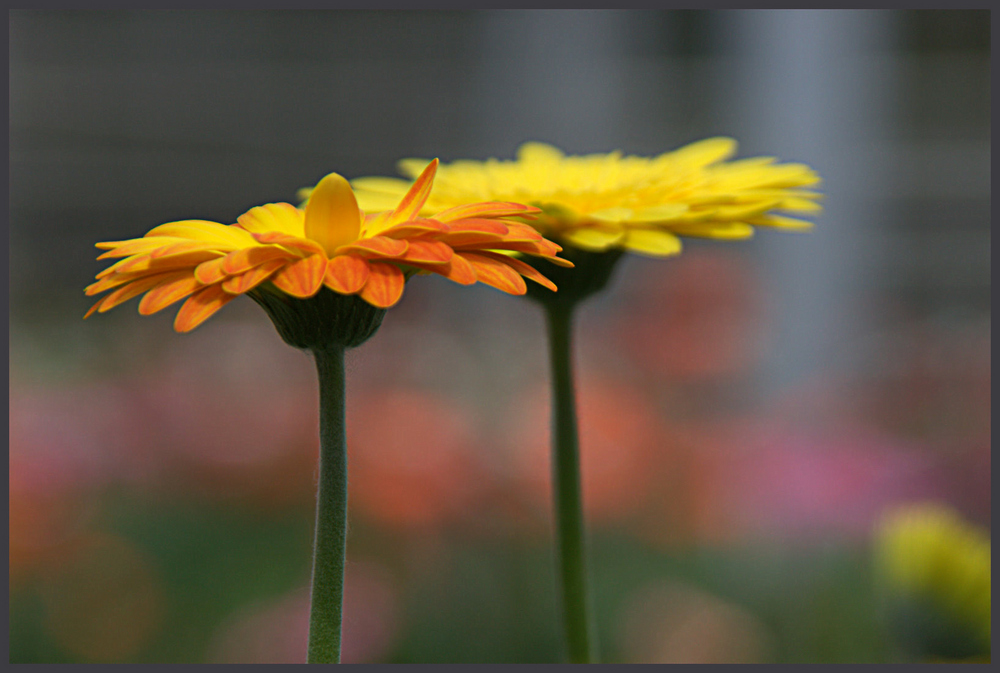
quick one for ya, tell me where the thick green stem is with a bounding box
[308,346,349,664]
[545,302,597,663]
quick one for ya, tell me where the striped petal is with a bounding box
[337,236,408,258]
[222,246,297,275]
[251,231,326,257]
[470,251,557,292]
[358,262,406,308]
[174,284,238,333]
[379,219,451,239]
[397,240,453,265]
[462,252,528,295]
[432,202,540,223]
[221,258,287,294]
[324,255,371,294]
[270,254,326,298]
[95,272,185,314]
[405,253,477,286]
[138,274,203,315]
[387,159,438,226]
[194,257,229,285]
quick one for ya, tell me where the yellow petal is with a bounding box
[144,220,255,248]
[237,202,305,236]
[622,229,683,257]
[358,262,406,308]
[304,173,362,257]
[516,142,565,163]
[173,285,237,333]
[562,226,626,251]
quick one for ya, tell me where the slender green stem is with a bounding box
[545,302,597,663]
[308,346,349,664]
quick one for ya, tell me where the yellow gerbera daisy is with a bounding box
[875,503,991,659]
[85,160,570,332]
[307,138,822,258]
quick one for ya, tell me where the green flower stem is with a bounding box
[545,302,597,664]
[308,346,349,664]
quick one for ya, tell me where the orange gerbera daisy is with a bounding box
[85,160,570,332]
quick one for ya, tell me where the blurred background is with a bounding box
[9,10,990,663]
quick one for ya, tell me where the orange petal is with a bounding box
[325,255,371,294]
[86,272,144,296]
[84,297,107,319]
[432,201,540,223]
[438,231,507,248]
[398,240,453,265]
[194,257,229,284]
[446,218,510,235]
[499,222,545,241]
[173,284,237,333]
[304,173,362,256]
[96,273,180,313]
[388,159,438,225]
[379,218,451,239]
[110,249,220,276]
[465,240,565,258]
[222,245,297,275]
[138,273,203,315]
[358,262,406,308]
[221,258,286,294]
[336,236,408,258]
[406,253,477,286]
[469,251,557,292]
[251,231,326,257]
[270,254,326,298]
[462,252,528,295]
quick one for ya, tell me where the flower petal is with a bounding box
[221,258,287,294]
[378,218,451,239]
[98,272,186,313]
[470,251,557,292]
[236,202,305,236]
[222,245,297,275]
[621,229,683,257]
[336,236,409,258]
[405,253,477,286]
[173,284,237,333]
[270,254,327,298]
[325,255,371,294]
[145,220,256,248]
[251,231,326,257]
[304,173,362,256]
[138,273,203,315]
[194,257,229,285]
[432,202,540,223]
[397,240,453,265]
[388,158,438,226]
[461,252,528,295]
[96,236,187,260]
[358,262,405,308]
[561,226,626,251]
